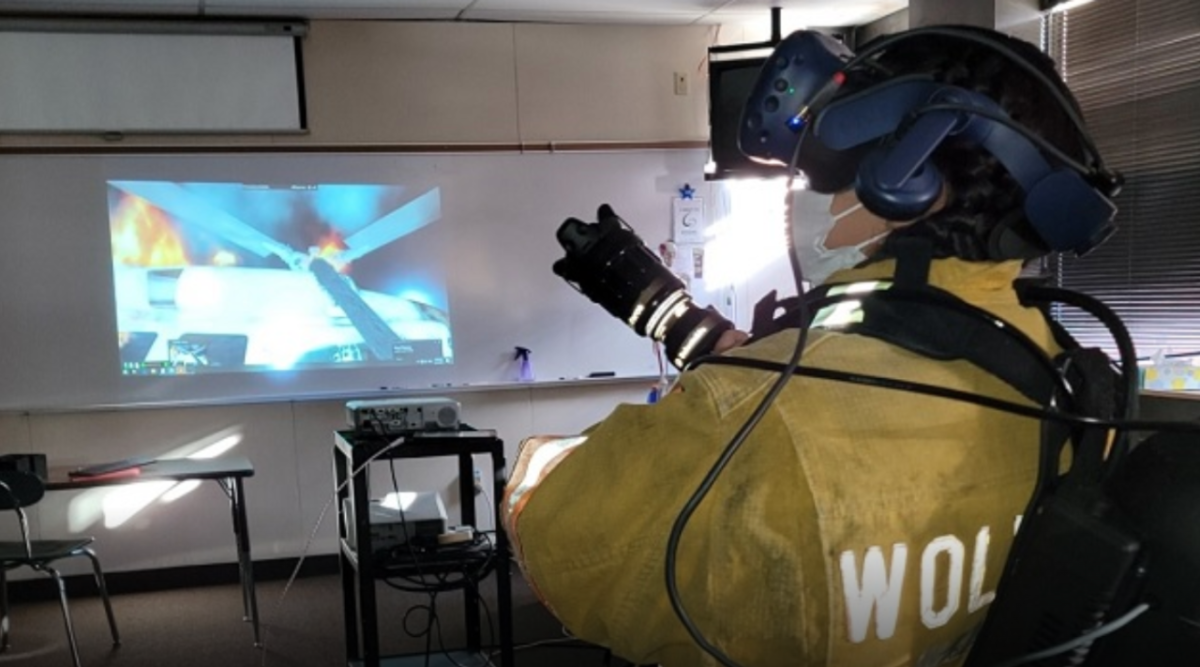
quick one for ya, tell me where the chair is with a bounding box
[0,470,119,667]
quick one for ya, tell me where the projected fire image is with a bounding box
[108,180,453,376]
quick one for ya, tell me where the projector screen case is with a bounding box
[0,25,305,133]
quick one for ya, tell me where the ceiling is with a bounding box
[0,0,908,28]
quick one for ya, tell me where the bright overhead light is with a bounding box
[704,178,792,288]
[1041,0,1096,13]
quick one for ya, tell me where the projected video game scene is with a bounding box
[108,180,453,377]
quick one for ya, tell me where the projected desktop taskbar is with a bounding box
[122,361,198,376]
[121,357,453,376]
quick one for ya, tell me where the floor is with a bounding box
[0,568,625,667]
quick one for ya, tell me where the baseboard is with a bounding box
[6,553,341,602]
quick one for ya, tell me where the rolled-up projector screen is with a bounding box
[0,29,304,132]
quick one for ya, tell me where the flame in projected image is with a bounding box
[315,229,350,272]
[110,195,188,267]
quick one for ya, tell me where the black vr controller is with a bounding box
[551,204,734,370]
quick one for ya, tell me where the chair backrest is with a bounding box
[0,470,45,510]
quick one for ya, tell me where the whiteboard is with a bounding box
[0,150,715,411]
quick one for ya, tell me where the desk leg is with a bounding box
[496,537,514,666]
[1,568,8,651]
[227,477,261,647]
[493,449,514,667]
[339,550,359,662]
[357,560,380,667]
[459,454,482,650]
[336,456,361,664]
[349,452,380,667]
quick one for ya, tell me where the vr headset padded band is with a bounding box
[738,29,1120,259]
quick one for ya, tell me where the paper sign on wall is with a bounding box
[690,245,705,279]
[672,197,706,244]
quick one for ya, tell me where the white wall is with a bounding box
[0,20,718,576]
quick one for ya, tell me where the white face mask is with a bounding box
[791,191,889,286]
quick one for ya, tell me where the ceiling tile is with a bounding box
[470,0,720,12]
[0,0,906,25]
[205,0,471,19]
[462,10,703,25]
[0,0,199,13]
[205,0,468,7]
[461,0,734,25]
[712,0,906,27]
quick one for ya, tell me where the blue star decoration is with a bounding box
[678,183,696,200]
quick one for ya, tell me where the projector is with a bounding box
[346,396,461,435]
[343,491,448,554]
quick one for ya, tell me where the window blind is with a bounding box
[1049,0,1200,360]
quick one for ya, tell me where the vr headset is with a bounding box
[738,28,1122,259]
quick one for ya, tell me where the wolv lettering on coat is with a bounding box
[838,518,1021,643]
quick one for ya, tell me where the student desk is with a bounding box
[45,457,260,646]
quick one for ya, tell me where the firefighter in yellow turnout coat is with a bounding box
[504,25,1113,667]
[505,258,1056,667]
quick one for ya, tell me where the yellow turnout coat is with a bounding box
[504,259,1059,667]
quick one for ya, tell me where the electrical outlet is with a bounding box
[674,71,689,96]
[723,284,738,322]
[473,467,484,496]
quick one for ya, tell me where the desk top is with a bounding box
[335,429,504,461]
[45,456,254,490]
